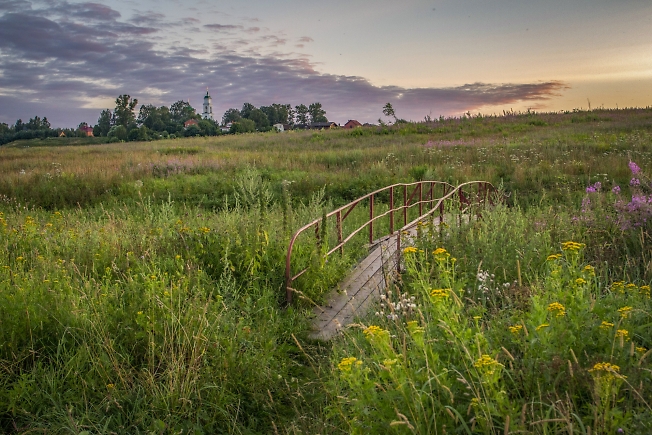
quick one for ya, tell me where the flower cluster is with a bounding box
[473,354,503,375]
[561,241,585,252]
[508,325,523,334]
[547,302,566,317]
[547,254,562,261]
[586,182,602,193]
[338,357,362,372]
[589,362,624,381]
[429,288,450,302]
[617,306,633,319]
[377,291,417,320]
[403,246,418,254]
[599,321,615,330]
[432,247,450,261]
[363,325,389,339]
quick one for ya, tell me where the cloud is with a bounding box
[204,23,243,32]
[298,36,314,43]
[0,1,568,127]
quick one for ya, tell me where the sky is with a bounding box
[0,0,651,127]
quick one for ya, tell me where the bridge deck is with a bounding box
[308,230,413,341]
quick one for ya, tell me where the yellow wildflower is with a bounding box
[403,246,418,254]
[611,281,625,294]
[640,285,650,298]
[617,306,633,319]
[547,254,562,261]
[561,241,585,252]
[616,329,629,340]
[432,247,450,261]
[536,323,549,331]
[383,359,398,368]
[583,265,595,275]
[636,346,647,353]
[363,325,389,339]
[575,278,587,286]
[509,325,523,334]
[429,288,450,301]
[338,357,362,372]
[16,256,24,262]
[626,283,638,291]
[599,321,614,330]
[547,302,566,317]
[106,383,115,389]
[589,362,625,381]
[137,311,143,315]
[473,354,503,375]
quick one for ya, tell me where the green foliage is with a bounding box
[113,94,138,129]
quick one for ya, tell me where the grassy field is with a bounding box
[0,108,651,434]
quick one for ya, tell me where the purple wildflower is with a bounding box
[630,178,641,187]
[585,182,601,193]
[612,185,621,194]
[628,161,641,175]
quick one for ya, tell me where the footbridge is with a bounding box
[285,180,497,340]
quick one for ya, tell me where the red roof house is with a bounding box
[79,125,94,137]
[343,120,362,129]
[184,119,199,128]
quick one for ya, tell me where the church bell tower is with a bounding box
[202,88,213,120]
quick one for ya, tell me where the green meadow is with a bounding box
[1,108,651,434]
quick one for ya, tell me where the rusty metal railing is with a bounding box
[284,180,497,305]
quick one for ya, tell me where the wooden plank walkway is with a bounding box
[308,230,414,341]
[308,213,471,340]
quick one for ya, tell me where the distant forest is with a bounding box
[0,94,331,145]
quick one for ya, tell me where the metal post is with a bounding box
[369,194,374,244]
[439,185,445,225]
[403,185,407,227]
[389,186,394,234]
[419,182,423,216]
[337,210,343,255]
[396,231,401,273]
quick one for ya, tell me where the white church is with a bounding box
[201,88,214,120]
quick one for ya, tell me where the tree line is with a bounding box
[0,116,87,146]
[0,95,331,145]
[94,96,330,140]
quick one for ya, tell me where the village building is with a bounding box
[343,120,362,129]
[310,121,338,129]
[184,119,199,128]
[273,123,284,132]
[79,125,94,137]
[202,89,214,120]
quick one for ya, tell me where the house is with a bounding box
[79,125,94,137]
[343,120,362,129]
[220,122,232,133]
[273,123,284,132]
[184,119,199,128]
[310,122,338,129]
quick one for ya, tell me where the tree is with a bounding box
[241,102,255,119]
[170,100,196,124]
[107,125,128,141]
[184,124,201,137]
[260,105,278,125]
[308,102,328,124]
[248,108,270,131]
[230,118,256,134]
[382,102,397,122]
[261,103,293,125]
[94,109,113,136]
[222,108,242,124]
[114,94,138,128]
[294,104,309,125]
[14,119,23,131]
